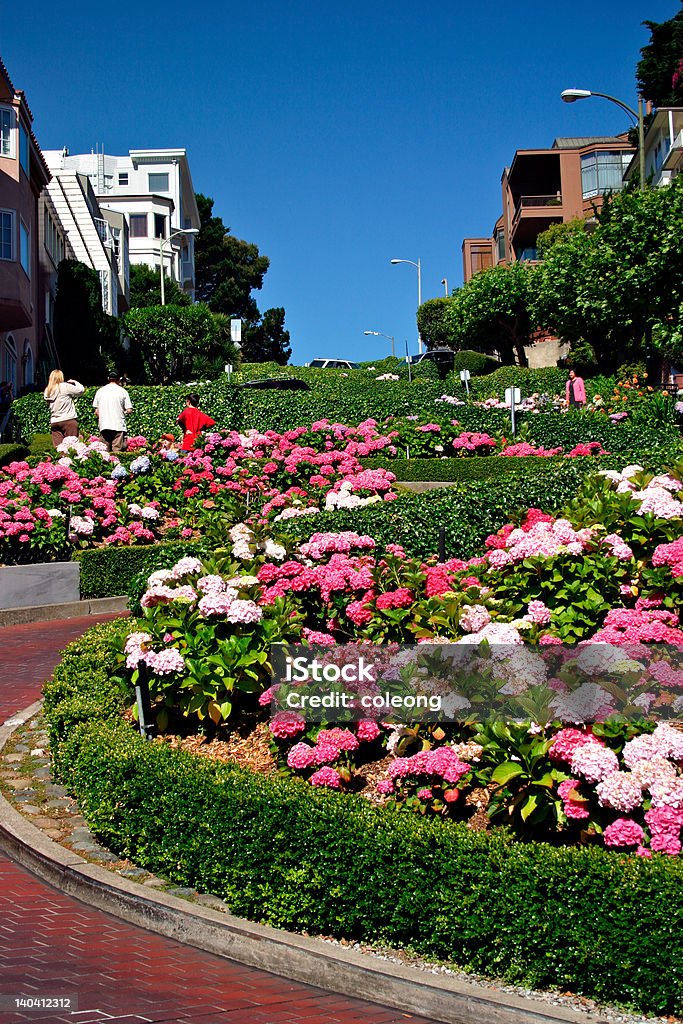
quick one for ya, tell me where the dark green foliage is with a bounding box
[11,377,242,444]
[45,621,683,1015]
[128,264,191,309]
[452,350,500,376]
[54,260,120,383]
[637,1,683,106]
[121,304,219,384]
[0,443,29,466]
[362,455,568,482]
[416,297,455,349]
[75,541,206,600]
[281,464,590,559]
[243,307,291,365]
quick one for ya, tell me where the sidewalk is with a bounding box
[0,615,437,1024]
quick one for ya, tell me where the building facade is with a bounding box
[624,108,683,187]
[0,57,54,397]
[44,149,200,300]
[462,135,635,282]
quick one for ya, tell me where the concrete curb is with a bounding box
[0,702,605,1024]
[0,595,128,627]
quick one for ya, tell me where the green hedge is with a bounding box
[281,463,592,560]
[11,378,243,444]
[362,455,570,482]
[0,442,29,466]
[75,541,205,599]
[43,621,683,1015]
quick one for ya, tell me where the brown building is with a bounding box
[462,135,635,283]
[0,56,60,403]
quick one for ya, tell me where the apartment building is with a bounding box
[0,57,55,397]
[43,152,128,317]
[46,149,200,300]
[462,135,635,283]
[624,108,683,187]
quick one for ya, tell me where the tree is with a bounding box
[53,260,120,383]
[121,304,218,383]
[128,264,190,309]
[532,177,683,372]
[416,297,457,349]
[637,1,683,106]
[446,263,537,366]
[536,219,588,260]
[242,307,292,365]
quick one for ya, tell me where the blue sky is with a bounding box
[2,1,677,365]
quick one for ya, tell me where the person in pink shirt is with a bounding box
[566,370,586,410]
[177,394,216,450]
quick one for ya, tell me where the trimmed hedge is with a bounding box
[0,442,29,466]
[44,621,683,1015]
[281,463,592,560]
[362,455,569,483]
[75,541,205,599]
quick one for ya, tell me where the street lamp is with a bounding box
[364,330,395,358]
[441,278,449,297]
[159,227,199,305]
[561,88,645,191]
[390,258,423,354]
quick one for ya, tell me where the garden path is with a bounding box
[0,615,438,1024]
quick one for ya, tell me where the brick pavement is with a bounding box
[0,615,439,1024]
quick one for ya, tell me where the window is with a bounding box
[4,336,16,396]
[19,124,29,176]
[129,213,147,238]
[19,221,30,277]
[118,172,129,186]
[0,106,14,157]
[23,340,33,388]
[0,209,14,260]
[581,151,632,199]
[43,208,65,266]
[148,172,169,192]
[154,213,166,239]
[496,229,506,261]
[469,244,493,275]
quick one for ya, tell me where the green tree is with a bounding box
[121,304,218,383]
[53,260,120,383]
[128,264,190,309]
[446,263,537,366]
[416,297,457,349]
[532,176,683,372]
[536,218,588,259]
[637,1,683,106]
[242,307,292,365]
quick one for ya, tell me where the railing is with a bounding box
[512,194,563,230]
[93,217,113,248]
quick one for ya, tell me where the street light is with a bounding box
[364,330,395,358]
[159,227,199,305]
[441,278,449,297]
[561,88,645,191]
[390,258,423,354]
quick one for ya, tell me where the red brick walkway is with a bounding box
[0,616,438,1024]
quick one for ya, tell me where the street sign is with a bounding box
[505,387,521,405]
[459,370,471,381]
[230,319,242,344]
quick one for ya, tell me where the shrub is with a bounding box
[362,455,568,483]
[44,621,683,1016]
[452,350,501,376]
[75,541,206,599]
[0,443,29,466]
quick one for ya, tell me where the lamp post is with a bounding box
[560,88,645,191]
[159,227,199,305]
[441,277,449,297]
[363,330,395,358]
[390,257,423,354]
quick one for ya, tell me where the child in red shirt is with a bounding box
[177,394,216,450]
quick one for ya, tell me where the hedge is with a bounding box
[362,455,570,483]
[75,541,205,600]
[43,621,683,1015]
[11,378,243,444]
[0,442,29,466]
[280,463,592,560]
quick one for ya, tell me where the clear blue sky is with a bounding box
[1,1,676,365]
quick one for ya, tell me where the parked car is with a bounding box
[413,348,455,376]
[305,358,360,370]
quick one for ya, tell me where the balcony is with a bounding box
[511,194,563,232]
[663,130,683,171]
[94,217,113,248]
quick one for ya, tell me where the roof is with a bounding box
[553,136,630,148]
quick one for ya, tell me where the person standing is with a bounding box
[177,393,216,450]
[43,370,85,447]
[566,369,586,410]
[93,371,132,452]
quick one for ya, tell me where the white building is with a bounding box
[624,108,683,187]
[43,148,200,301]
[42,152,127,317]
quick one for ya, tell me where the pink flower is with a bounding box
[596,772,643,813]
[287,743,317,769]
[357,719,381,742]
[269,711,306,739]
[310,767,342,788]
[527,600,551,624]
[376,779,394,794]
[570,743,619,783]
[603,818,645,848]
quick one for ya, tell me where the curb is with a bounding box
[0,595,128,627]
[0,702,606,1024]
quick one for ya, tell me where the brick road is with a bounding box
[0,617,438,1023]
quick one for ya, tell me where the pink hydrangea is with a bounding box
[527,600,552,624]
[269,711,306,739]
[459,604,491,633]
[603,818,645,848]
[376,588,414,610]
[570,743,619,783]
[309,767,342,788]
[316,728,359,753]
[549,728,601,763]
[287,743,317,769]
[596,772,643,813]
[357,719,381,742]
[376,779,394,794]
[557,779,590,819]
